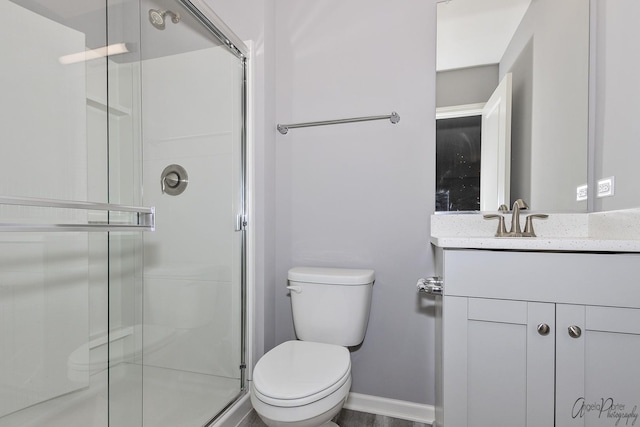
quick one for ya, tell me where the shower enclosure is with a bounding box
[0,0,248,425]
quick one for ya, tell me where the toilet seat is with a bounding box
[252,340,351,407]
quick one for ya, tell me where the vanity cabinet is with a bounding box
[435,249,640,427]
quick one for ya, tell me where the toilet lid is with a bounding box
[253,341,351,406]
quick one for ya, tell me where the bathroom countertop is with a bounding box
[430,235,640,253]
[431,208,640,253]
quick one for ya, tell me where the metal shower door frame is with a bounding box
[174,0,251,422]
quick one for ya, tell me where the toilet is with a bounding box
[251,267,375,427]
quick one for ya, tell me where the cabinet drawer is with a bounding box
[468,298,527,324]
[586,305,640,334]
[441,249,640,308]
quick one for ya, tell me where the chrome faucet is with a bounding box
[507,199,528,237]
[485,199,548,237]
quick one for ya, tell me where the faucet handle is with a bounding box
[483,214,508,237]
[523,214,549,237]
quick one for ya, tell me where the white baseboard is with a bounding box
[343,392,435,424]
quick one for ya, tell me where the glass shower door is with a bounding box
[1,0,246,425]
[139,0,246,424]
[1,0,149,425]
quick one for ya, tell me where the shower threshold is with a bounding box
[0,364,240,427]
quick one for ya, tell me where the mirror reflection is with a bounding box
[593,0,640,213]
[435,0,590,213]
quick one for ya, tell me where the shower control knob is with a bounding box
[164,172,180,188]
[537,323,550,336]
[568,325,582,338]
[160,164,188,196]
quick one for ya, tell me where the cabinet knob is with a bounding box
[568,325,582,338]
[537,323,550,336]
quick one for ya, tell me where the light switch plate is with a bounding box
[576,184,588,201]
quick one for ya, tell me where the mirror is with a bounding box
[592,0,640,213]
[435,0,590,213]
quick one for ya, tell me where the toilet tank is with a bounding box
[287,267,375,347]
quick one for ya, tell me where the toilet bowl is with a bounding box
[251,341,351,427]
[250,267,375,427]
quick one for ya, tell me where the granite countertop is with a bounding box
[430,235,640,252]
[431,209,640,253]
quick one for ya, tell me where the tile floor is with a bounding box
[238,408,431,427]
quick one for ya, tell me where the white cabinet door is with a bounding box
[556,305,640,427]
[441,297,555,427]
[438,249,640,427]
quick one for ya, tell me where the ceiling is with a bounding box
[437,0,532,71]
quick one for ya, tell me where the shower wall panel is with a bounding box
[141,46,242,381]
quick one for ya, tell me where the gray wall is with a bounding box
[209,0,439,404]
[593,0,640,212]
[273,0,437,404]
[436,64,498,108]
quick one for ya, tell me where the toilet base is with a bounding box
[255,416,340,427]
[252,397,345,427]
[253,405,343,427]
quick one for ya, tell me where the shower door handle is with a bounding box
[0,195,155,232]
[235,214,247,231]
